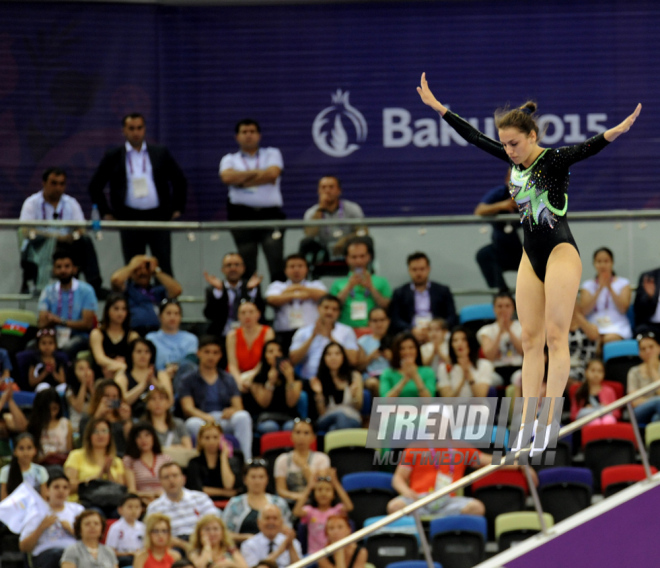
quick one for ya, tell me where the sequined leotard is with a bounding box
[443,111,610,281]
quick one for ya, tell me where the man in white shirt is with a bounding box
[19,167,103,295]
[289,295,358,380]
[240,504,302,568]
[146,463,220,550]
[220,119,285,281]
[266,254,327,352]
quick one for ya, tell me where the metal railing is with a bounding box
[288,378,660,568]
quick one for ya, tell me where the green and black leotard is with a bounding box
[442,110,610,282]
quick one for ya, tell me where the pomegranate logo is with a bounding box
[312,90,367,158]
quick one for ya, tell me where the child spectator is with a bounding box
[19,473,84,568]
[27,387,73,465]
[0,432,47,500]
[421,318,450,368]
[105,493,146,567]
[318,514,368,568]
[292,468,354,555]
[28,329,67,393]
[571,359,620,425]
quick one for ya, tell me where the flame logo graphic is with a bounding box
[312,90,368,158]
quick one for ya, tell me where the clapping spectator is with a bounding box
[477,291,523,384]
[580,247,632,343]
[310,343,363,431]
[90,293,140,378]
[0,433,47,500]
[357,307,392,396]
[27,329,67,392]
[132,513,182,568]
[186,422,237,500]
[60,509,118,568]
[240,505,301,568]
[123,422,172,505]
[189,514,248,568]
[250,341,302,434]
[627,332,660,424]
[27,387,73,465]
[379,333,435,398]
[421,318,450,368]
[437,326,493,397]
[274,418,330,502]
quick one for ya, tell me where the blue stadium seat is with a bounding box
[459,304,495,324]
[602,340,639,362]
[342,471,394,492]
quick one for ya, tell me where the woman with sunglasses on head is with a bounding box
[143,384,193,450]
[146,299,199,390]
[417,74,641,446]
[250,340,302,434]
[115,338,173,417]
[310,342,363,432]
[223,459,292,543]
[133,512,181,568]
[274,417,330,503]
[90,293,140,379]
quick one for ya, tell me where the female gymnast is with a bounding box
[417,73,641,444]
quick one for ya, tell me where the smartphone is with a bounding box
[109,399,121,409]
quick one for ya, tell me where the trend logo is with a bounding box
[312,90,367,158]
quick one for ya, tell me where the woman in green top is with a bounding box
[379,333,435,398]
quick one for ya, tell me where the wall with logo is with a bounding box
[0,0,658,221]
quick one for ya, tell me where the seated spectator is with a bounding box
[628,332,660,424]
[310,342,363,431]
[60,509,118,568]
[274,418,330,502]
[27,328,67,393]
[379,333,436,398]
[146,462,221,550]
[0,433,47,500]
[473,171,522,293]
[240,504,301,568]
[300,176,370,266]
[292,468,354,555]
[179,336,253,458]
[27,387,73,465]
[250,341,302,434]
[318,514,368,568]
[0,347,13,381]
[189,514,248,568]
[143,385,192,449]
[579,247,632,343]
[37,249,98,358]
[105,493,146,567]
[110,254,183,335]
[437,326,493,398]
[80,379,133,456]
[290,295,358,380]
[226,300,275,392]
[64,417,126,502]
[115,338,173,418]
[357,307,392,395]
[66,358,97,434]
[19,473,84,568]
[568,301,600,383]
[477,291,523,384]
[223,460,291,543]
[330,239,391,329]
[571,358,619,425]
[265,254,327,351]
[634,265,660,336]
[19,167,103,295]
[186,422,237,500]
[389,252,457,340]
[123,422,172,505]
[204,252,265,339]
[0,387,28,457]
[90,293,139,378]
[146,298,199,389]
[420,318,450,368]
[132,513,182,568]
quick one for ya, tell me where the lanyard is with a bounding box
[240,150,259,171]
[429,448,457,474]
[323,200,344,219]
[42,200,64,220]
[57,288,75,320]
[127,150,148,175]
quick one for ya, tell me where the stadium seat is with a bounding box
[645,422,660,470]
[458,304,495,335]
[0,309,38,328]
[342,472,396,529]
[429,515,487,568]
[495,511,554,551]
[324,429,376,479]
[472,469,528,540]
[602,340,640,391]
[601,464,657,497]
[537,467,593,522]
[582,424,638,492]
[364,531,419,568]
[602,339,639,362]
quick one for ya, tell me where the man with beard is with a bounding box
[37,249,98,357]
[110,254,182,335]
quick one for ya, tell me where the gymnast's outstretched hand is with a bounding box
[604,103,642,142]
[417,72,448,116]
